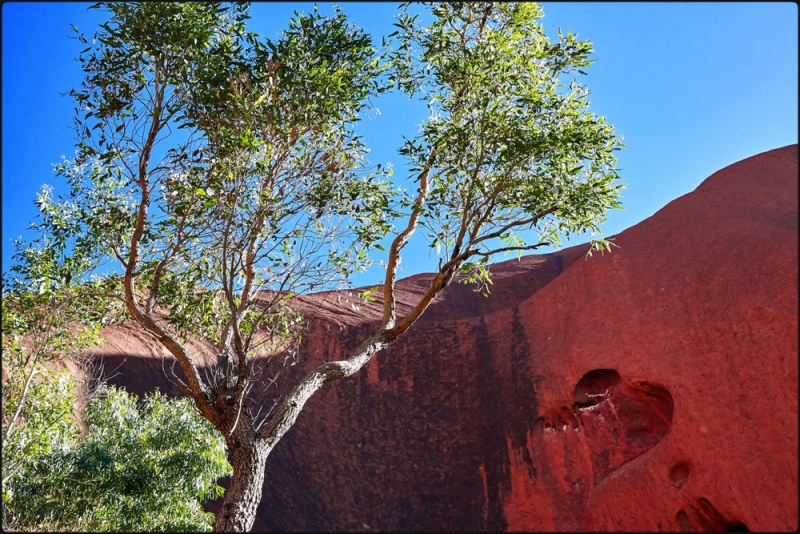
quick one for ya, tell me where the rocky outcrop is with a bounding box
[100,145,798,531]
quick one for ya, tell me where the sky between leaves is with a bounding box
[2,2,797,288]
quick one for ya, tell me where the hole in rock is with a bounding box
[572,369,674,482]
[697,498,750,532]
[669,463,690,488]
[573,369,621,409]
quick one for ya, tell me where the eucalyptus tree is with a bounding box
[46,2,623,530]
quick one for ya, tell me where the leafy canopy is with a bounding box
[2,219,122,500]
[388,2,623,289]
[55,1,396,351]
[2,166,229,532]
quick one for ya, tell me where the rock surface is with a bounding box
[99,145,798,531]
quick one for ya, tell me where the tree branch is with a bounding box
[470,205,559,247]
[471,241,551,257]
[123,62,215,420]
[382,150,437,330]
[258,333,390,445]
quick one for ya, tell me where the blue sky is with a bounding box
[2,2,797,288]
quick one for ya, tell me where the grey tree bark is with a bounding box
[213,432,271,532]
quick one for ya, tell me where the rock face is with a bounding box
[100,145,797,531]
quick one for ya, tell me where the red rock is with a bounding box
[99,145,797,531]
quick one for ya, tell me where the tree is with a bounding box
[34,2,623,530]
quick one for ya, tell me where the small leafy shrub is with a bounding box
[3,382,232,532]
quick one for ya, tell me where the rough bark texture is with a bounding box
[96,145,797,531]
[214,439,270,532]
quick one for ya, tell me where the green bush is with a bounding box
[3,381,231,531]
[2,366,81,494]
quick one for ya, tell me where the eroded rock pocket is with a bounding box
[530,369,675,502]
[572,369,674,482]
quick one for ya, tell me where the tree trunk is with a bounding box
[213,439,270,532]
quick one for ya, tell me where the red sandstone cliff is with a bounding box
[98,144,798,531]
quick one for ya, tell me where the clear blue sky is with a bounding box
[3,2,798,288]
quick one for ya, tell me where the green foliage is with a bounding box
[2,219,123,499]
[2,366,80,493]
[3,383,231,532]
[2,233,229,531]
[43,1,624,357]
[54,2,399,350]
[388,2,624,284]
